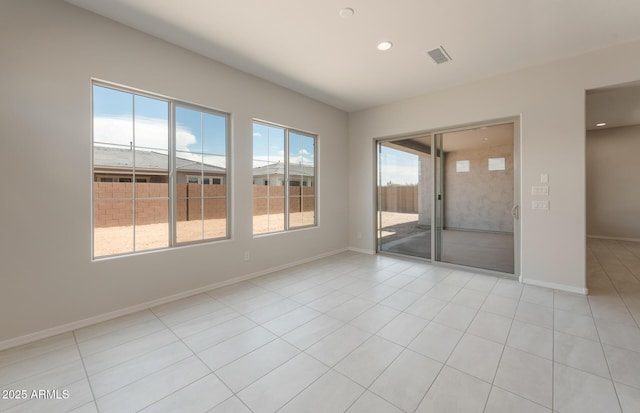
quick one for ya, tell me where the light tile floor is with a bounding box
[1,238,640,412]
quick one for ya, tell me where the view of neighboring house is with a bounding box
[94,146,315,187]
[252,161,315,186]
[93,145,226,184]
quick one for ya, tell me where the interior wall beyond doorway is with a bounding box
[587,124,640,240]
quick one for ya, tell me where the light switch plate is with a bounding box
[532,200,549,210]
[540,173,549,183]
[532,186,549,196]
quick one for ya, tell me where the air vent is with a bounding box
[427,46,452,64]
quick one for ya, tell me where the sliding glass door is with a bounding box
[434,124,516,274]
[377,138,432,259]
[377,121,519,276]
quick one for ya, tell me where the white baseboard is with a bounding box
[587,235,640,243]
[519,276,588,295]
[348,247,375,255]
[0,247,349,352]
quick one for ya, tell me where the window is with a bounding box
[488,157,506,171]
[92,82,229,258]
[186,175,223,185]
[456,160,470,172]
[252,121,316,235]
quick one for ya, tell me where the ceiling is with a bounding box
[586,83,640,130]
[384,123,513,155]
[66,0,640,112]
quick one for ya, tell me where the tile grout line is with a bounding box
[134,308,240,412]
[479,281,522,413]
[336,272,474,412]
[72,330,101,413]
[588,242,628,413]
[303,266,457,412]
[407,275,489,412]
[606,240,640,330]
[551,287,555,412]
[240,260,414,411]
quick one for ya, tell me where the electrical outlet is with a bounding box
[243,251,250,261]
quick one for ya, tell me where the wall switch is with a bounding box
[540,173,549,183]
[532,200,549,210]
[243,251,250,261]
[531,186,549,196]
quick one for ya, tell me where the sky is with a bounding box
[252,123,315,167]
[93,85,227,167]
[379,145,419,185]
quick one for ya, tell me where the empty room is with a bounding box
[2,1,640,412]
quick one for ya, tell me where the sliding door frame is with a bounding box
[374,116,521,279]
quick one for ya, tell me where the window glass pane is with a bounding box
[93,85,133,147]
[176,197,203,243]
[135,148,169,199]
[266,126,285,163]
[135,199,169,251]
[302,136,315,166]
[289,196,315,228]
[203,175,226,240]
[267,197,286,233]
[203,198,227,239]
[93,144,134,198]
[93,85,135,257]
[176,106,228,243]
[176,106,203,153]
[134,95,169,151]
[253,124,285,235]
[253,191,284,234]
[203,113,226,154]
[289,132,315,228]
[488,157,506,171]
[456,160,470,172]
[93,200,133,257]
[290,132,315,166]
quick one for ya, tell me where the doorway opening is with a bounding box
[585,82,640,291]
[376,119,519,276]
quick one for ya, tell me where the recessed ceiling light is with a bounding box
[339,8,354,18]
[596,122,606,127]
[377,41,393,51]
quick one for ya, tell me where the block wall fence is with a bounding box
[93,182,316,227]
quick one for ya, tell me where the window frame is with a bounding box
[91,80,231,259]
[252,120,318,236]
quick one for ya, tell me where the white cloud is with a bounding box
[380,164,419,185]
[94,115,226,167]
[253,132,262,137]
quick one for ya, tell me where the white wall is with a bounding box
[587,125,640,239]
[0,0,348,344]
[349,40,640,293]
